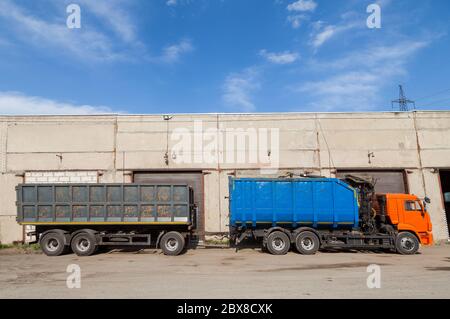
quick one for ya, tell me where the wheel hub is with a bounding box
[400,237,415,251]
[166,238,179,251]
[272,237,286,251]
[76,238,90,252]
[46,238,59,252]
[301,237,314,250]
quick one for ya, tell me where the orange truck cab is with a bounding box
[383,193,434,246]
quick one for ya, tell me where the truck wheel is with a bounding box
[71,232,98,256]
[295,231,320,255]
[40,232,66,256]
[266,231,290,255]
[395,232,419,255]
[160,232,185,256]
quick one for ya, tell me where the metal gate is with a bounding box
[336,170,407,194]
[133,171,204,239]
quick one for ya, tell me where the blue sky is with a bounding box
[0,0,449,114]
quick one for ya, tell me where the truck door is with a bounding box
[403,200,430,232]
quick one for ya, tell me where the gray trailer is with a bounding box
[16,183,196,256]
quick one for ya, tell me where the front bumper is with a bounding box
[419,231,434,245]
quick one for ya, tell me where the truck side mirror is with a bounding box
[424,197,431,204]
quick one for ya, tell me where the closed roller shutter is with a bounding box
[133,172,204,239]
[336,170,407,194]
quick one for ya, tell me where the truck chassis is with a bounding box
[33,225,193,256]
[232,226,418,255]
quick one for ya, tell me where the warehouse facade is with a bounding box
[1,111,449,244]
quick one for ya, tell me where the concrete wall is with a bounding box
[0,112,449,244]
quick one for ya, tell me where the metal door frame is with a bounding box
[336,169,409,194]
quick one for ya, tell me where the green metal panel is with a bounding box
[16,183,193,224]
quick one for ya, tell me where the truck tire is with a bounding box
[40,232,66,256]
[71,232,98,256]
[395,232,419,255]
[266,231,290,255]
[160,231,185,256]
[295,231,320,255]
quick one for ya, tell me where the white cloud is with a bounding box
[287,14,307,29]
[285,1,315,29]
[287,0,317,12]
[159,39,194,63]
[0,1,194,64]
[222,68,260,112]
[309,20,359,49]
[299,71,379,96]
[259,49,299,64]
[0,92,117,115]
[166,0,193,7]
[296,71,389,111]
[295,40,430,111]
[77,0,137,43]
[0,0,122,61]
[311,25,336,48]
[317,41,429,70]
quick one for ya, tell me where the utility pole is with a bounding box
[392,85,415,111]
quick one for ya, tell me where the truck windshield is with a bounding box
[404,201,422,211]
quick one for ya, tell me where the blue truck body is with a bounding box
[229,177,359,229]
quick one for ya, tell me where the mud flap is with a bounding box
[235,231,249,252]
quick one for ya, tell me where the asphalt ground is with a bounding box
[0,244,449,298]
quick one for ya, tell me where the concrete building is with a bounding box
[1,111,450,244]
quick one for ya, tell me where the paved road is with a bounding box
[0,245,449,298]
